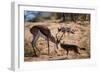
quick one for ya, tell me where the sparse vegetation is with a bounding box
[24,12,90,61]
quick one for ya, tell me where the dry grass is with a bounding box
[24,20,90,61]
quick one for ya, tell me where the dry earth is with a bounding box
[24,21,90,62]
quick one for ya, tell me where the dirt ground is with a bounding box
[24,20,90,62]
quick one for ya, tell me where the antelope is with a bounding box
[30,25,59,56]
[30,25,78,56]
[56,27,86,55]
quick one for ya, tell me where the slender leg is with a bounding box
[47,38,50,55]
[31,39,37,56]
[31,35,40,57]
[34,34,41,55]
[33,34,42,56]
[34,43,41,54]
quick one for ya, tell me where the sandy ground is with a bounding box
[24,21,90,62]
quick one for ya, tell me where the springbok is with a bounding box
[30,25,59,56]
[30,25,77,56]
